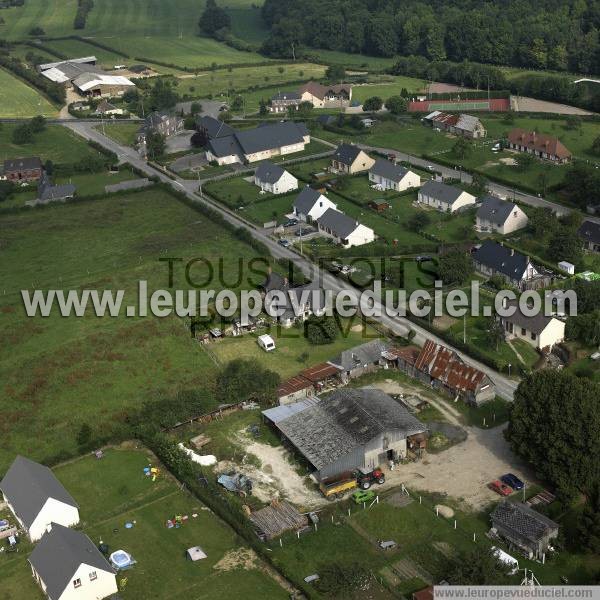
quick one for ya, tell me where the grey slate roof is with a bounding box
[333,143,362,166]
[271,91,301,101]
[370,158,409,183]
[294,186,323,215]
[317,208,360,239]
[578,220,600,245]
[29,523,115,600]
[197,115,235,139]
[491,501,559,544]
[0,456,78,529]
[105,178,152,194]
[235,121,305,155]
[473,240,531,280]
[477,195,518,226]
[4,157,42,172]
[329,339,390,372]
[419,180,464,206]
[502,300,554,335]
[207,135,244,159]
[276,388,426,470]
[39,183,76,202]
[255,161,286,184]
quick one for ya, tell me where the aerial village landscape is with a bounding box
[1,0,600,599]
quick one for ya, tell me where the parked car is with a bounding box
[283,218,298,228]
[500,473,524,490]
[277,239,291,248]
[295,227,315,237]
[489,480,512,496]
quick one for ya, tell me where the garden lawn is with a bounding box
[210,319,381,380]
[99,123,141,147]
[351,78,427,103]
[55,168,144,196]
[0,124,102,163]
[0,447,289,600]
[0,68,58,118]
[0,188,269,471]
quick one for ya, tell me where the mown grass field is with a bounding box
[352,79,427,102]
[0,0,79,39]
[0,188,273,471]
[174,62,326,100]
[43,37,130,68]
[0,68,58,118]
[0,447,288,600]
[100,122,141,147]
[0,124,101,163]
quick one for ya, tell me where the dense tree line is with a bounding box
[74,0,94,30]
[261,0,600,75]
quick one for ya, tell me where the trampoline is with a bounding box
[110,550,135,570]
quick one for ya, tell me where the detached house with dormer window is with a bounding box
[476,196,528,235]
[507,129,571,164]
[293,186,337,221]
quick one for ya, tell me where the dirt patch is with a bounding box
[432,314,458,331]
[514,96,593,115]
[435,504,455,518]
[499,157,518,166]
[218,433,323,509]
[213,547,258,572]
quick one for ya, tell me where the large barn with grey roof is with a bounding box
[270,388,427,480]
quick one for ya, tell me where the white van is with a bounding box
[257,334,276,352]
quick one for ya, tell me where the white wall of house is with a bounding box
[29,499,80,542]
[255,171,298,195]
[300,92,324,107]
[245,141,306,163]
[50,562,118,600]
[504,317,565,350]
[345,224,376,247]
[369,171,420,192]
[304,196,338,221]
[205,150,240,166]
[477,206,528,235]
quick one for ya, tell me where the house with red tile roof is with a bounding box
[507,129,572,163]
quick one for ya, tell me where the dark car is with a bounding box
[500,473,524,490]
[295,227,315,237]
[277,239,291,248]
[283,218,298,228]
[415,255,433,263]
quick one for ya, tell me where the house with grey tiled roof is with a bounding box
[254,161,298,194]
[316,208,375,247]
[29,523,117,600]
[369,158,420,192]
[578,219,600,253]
[205,121,310,165]
[417,180,476,213]
[272,387,427,480]
[491,501,559,559]
[0,456,79,542]
[331,143,374,174]
[476,196,528,235]
[269,91,302,113]
[328,339,391,382]
[293,186,337,221]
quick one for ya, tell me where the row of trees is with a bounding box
[260,0,600,75]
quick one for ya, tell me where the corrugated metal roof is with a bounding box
[262,397,320,424]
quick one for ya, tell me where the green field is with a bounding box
[306,49,399,71]
[174,62,326,101]
[100,122,141,147]
[352,79,427,102]
[0,448,288,599]
[0,188,272,471]
[54,168,144,195]
[0,0,79,38]
[0,124,107,163]
[227,5,269,45]
[0,68,58,118]
[43,37,131,68]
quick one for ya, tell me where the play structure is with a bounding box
[110,550,136,570]
[143,465,160,482]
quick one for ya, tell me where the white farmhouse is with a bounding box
[476,195,528,235]
[254,161,298,194]
[316,208,375,247]
[29,523,118,600]
[0,456,79,542]
[417,180,476,213]
[369,159,420,192]
[293,186,337,221]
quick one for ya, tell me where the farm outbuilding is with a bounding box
[249,501,308,540]
[272,388,427,480]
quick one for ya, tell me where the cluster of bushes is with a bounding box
[0,54,65,104]
[74,0,94,29]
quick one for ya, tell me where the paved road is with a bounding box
[357,142,593,220]
[64,121,519,401]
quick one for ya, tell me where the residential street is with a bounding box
[65,121,519,401]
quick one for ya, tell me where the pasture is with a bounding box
[0,447,288,600]
[0,123,105,163]
[43,37,131,69]
[0,68,58,118]
[0,188,270,471]
[174,62,327,101]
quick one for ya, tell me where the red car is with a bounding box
[489,480,513,496]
